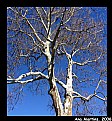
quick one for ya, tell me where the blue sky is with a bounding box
[7,88,55,116]
[7,65,55,116]
[7,7,107,116]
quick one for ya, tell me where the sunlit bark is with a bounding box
[7,7,107,116]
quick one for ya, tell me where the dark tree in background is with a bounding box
[7,7,107,116]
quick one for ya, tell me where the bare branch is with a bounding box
[61,45,71,61]
[72,80,107,102]
[23,16,45,45]
[73,53,103,66]
[51,14,61,25]
[23,9,28,17]
[51,8,63,25]
[51,11,65,49]
[9,7,45,46]
[8,7,18,14]
[63,24,97,33]
[94,80,107,93]
[47,7,52,36]
[55,78,67,89]
[72,72,78,79]
[95,95,106,101]
[71,49,80,57]
[73,91,106,102]
[63,26,82,32]
[35,7,48,32]
[72,91,95,101]
[41,7,47,16]
[71,41,92,56]
[63,7,75,25]
[80,41,92,50]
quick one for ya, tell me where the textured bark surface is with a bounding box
[63,54,73,116]
[64,95,73,116]
[49,85,64,116]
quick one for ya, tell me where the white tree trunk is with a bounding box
[63,54,73,116]
[45,40,64,116]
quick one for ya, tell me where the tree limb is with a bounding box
[41,7,47,16]
[73,52,103,66]
[72,80,107,102]
[63,7,75,25]
[7,71,49,84]
[94,80,107,93]
[35,7,48,33]
[47,7,52,36]
[55,78,67,89]
[72,91,106,102]
[10,7,45,46]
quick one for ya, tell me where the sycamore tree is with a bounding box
[7,7,107,116]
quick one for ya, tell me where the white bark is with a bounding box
[72,52,103,66]
[44,39,64,116]
[7,7,107,116]
[63,52,73,116]
[7,72,49,84]
[72,80,107,101]
[35,7,48,32]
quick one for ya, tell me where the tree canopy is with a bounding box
[7,7,107,116]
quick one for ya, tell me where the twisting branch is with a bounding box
[71,41,92,57]
[71,49,80,57]
[72,80,107,102]
[72,92,96,101]
[61,45,71,61]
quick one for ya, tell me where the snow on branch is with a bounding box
[7,72,49,84]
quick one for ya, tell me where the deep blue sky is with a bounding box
[7,88,55,116]
[7,7,107,116]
